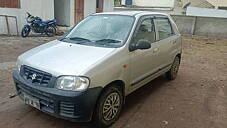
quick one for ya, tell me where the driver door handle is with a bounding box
[153,48,159,53]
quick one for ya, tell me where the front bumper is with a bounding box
[12,71,102,122]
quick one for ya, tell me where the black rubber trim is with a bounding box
[12,71,103,122]
[131,63,172,86]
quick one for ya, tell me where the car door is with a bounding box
[129,16,160,91]
[154,16,178,70]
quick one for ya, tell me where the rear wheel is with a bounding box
[45,26,56,37]
[94,85,123,128]
[21,27,30,38]
[166,56,180,80]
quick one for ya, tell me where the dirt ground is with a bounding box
[0,35,226,128]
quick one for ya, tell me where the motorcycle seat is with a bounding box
[45,19,56,24]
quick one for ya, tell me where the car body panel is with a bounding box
[15,12,182,117]
[18,39,116,77]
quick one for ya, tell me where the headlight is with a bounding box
[16,60,22,72]
[55,76,90,91]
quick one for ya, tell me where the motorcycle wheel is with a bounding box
[21,27,30,38]
[45,26,56,37]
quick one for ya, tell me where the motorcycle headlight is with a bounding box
[55,76,90,91]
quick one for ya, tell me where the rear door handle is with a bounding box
[153,48,159,53]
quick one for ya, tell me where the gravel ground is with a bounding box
[0,35,226,128]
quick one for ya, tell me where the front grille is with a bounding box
[60,101,75,117]
[21,65,52,87]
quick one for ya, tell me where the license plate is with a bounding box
[23,94,40,110]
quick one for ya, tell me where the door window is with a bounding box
[133,18,156,43]
[155,18,174,40]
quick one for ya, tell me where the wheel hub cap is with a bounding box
[102,92,120,121]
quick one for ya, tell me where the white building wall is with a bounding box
[84,0,114,19]
[0,0,54,35]
[21,0,54,21]
[69,0,75,26]
[133,0,175,7]
[54,0,74,27]
[0,0,114,33]
[0,8,21,35]
[186,7,227,18]
[103,0,114,12]
[84,0,96,18]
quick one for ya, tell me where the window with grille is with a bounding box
[0,0,20,8]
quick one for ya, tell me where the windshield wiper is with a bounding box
[59,37,92,45]
[69,37,92,42]
[59,37,69,41]
[95,39,122,45]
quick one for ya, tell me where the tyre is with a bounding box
[166,56,180,80]
[45,26,56,37]
[94,85,123,128]
[21,27,30,38]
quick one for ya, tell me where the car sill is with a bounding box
[131,63,172,86]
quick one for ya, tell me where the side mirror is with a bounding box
[129,40,151,51]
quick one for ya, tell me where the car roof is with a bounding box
[94,11,169,17]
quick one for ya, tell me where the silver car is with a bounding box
[13,11,182,127]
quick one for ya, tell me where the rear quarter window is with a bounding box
[155,18,174,40]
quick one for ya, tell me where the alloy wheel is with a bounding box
[102,92,120,121]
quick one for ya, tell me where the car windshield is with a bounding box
[63,15,135,48]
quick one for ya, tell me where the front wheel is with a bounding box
[21,27,30,38]
[94,86,123,128]
[45,26,56,37]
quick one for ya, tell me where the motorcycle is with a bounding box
[21,12,57,37]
